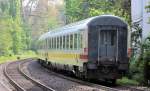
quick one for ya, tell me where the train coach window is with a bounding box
[70,34,73,50]
[57,37,59,49]
[53,38,55,49]
[111,31,116,46]
[63,36,65,49]
[59,37,61,49]
[50,38,52,49]
[46,39,48,49]
[74,34,78,49]
[67,35,70,49]
[54,38,56,49]
[51,38,53,49]
[49,38,51,49]
[100,31,105,45]
[78,33,83,49]
[60,36,62,49]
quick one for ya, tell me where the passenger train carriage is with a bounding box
[37,15,129,84]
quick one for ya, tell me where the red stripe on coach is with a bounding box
[80,54,88,59]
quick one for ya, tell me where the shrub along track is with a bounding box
[3,59,54,91]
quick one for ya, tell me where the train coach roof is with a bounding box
[39,15,127,40]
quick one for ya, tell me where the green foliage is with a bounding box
[129,35,150,85]
[117,77,139,86]
[143,37,150,85]
[47,18,59,30]
[65,0,131,25]
[129,59,145,84]
[145,2,150,12]
[0,0,32,57]
[146,2,150,23]
[0,18,13,55]
[65,0,83,23]
[0,50,37,64]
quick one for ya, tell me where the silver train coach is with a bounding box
[37,15,129,84]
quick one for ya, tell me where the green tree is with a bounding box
[0,18,13,55]
[65,0,131,25]
[0,0,31,56]
[145,2,150,23]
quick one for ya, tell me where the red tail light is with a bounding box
[127,48,132,58]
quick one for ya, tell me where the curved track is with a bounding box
[4,60,55,91]
[3,58,145,91]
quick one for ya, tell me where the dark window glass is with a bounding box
[52,38,53,49]
[54,38,56,49]
[50,38,52,49]
[49,38,51,49]
[70,34,73,49]
[110,31,116,46]
[57,37,59,49]
[74,34,78,49]
[46,39,48,49]
[60,36,62,49]
[63,36,65,49]
[53,38,55,49]
[67,35,70,49]
[100,31,105,45]
[78,33,82,49]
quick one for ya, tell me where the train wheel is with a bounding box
[83,63,89,79]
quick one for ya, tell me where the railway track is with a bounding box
[4,59,55,91]
[3,58,146,91]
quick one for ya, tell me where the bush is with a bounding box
[117,77,139,86]
[143,48,150,85]
[132,73,144,84]
[23,50,36,55]
[128,36,150,85]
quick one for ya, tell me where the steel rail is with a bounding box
[19,59,55,91]
[4,59,55,91]
[4,62,26,91]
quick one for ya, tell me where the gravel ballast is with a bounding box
[22,60,103,91]
[0,63,15,91]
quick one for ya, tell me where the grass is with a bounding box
[117,77,139,86]
[0,51,37,64]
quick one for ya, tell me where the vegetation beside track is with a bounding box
[117,77,139,86]
[0,51,37,64]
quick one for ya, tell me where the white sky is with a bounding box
[23,0,64,7]
[23,0,29,7]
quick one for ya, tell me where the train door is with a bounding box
[98,30,117,60]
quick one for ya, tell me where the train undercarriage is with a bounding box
[38,58,128,85]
